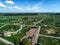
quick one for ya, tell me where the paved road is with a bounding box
[0,37,14,45]
[15,25,23,33]
[0,24,17,29]
[0,24,7,29]
[39,34,60,39]
[0,23,18,25]
[33,17,46,26]
[24,25,39,27]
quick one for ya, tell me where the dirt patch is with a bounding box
[46,29,55,34]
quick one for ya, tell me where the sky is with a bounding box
[0,0,60,13]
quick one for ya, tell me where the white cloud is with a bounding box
[26,5,32,10]
[8,6,22,10]
[5,0,14,4]
[8,7,13,9]
[26,5,40,12]
[7,0,45,12]
[26,0,45,12]
[32,5,40,11]
[13,6,22,10]
[0,2,6,7]
[26,3,41,12]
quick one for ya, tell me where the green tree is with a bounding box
[22,38,30,45]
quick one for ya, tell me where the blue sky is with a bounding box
[0,0,60,13]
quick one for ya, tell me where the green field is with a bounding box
[38,36,60,45]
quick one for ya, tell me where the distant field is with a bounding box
[0,15,44,25]
[37,15,60,27]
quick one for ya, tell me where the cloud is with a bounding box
[26,0,45,12]
[26,5,40,12]
[26,2,43,12]
[5,0,14,4]
[0,2,6,7]
[32,5,40,11]
[35,0,45,6]
[13,6,22,10]
[8,6,22,10]
[7,0,45,12]
[26,5,32,10]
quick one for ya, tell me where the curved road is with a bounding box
[0,37,14,45]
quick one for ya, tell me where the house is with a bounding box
[4,31,13,37]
